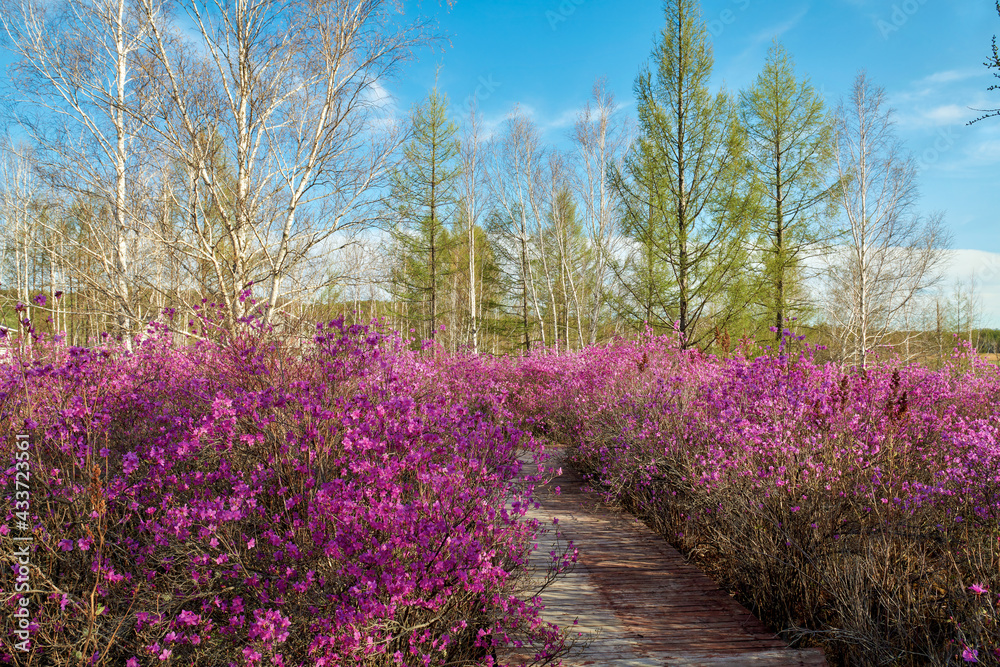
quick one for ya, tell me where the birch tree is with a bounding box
[571,79,629,345]
[137,0,438,326]
[827,71,950,368]
[487,112,549,351]
[2,0,154,348]
[458,105,486,352]
[0,141,42,330]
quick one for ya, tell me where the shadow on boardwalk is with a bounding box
[502,447,828,667]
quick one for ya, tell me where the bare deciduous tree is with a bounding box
[2,0,156,349]
[137,0,435,327]
[0,141,41,326]
[458,104,485,353]
[487,111,549,351]
[826,71,950,368]
[571,78,630,345]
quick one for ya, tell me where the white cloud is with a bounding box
[940,249,1000,328]
[747,5,810,47]
[953,134,1000,170]
[921,104,968,126]
[919,68,987,86]
[542,106,584,133]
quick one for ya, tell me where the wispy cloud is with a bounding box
[889,67,992,130]
[732,5,810,64]
[748,5,810,47]
[899,103,970,129]
[541,106,583,133]
[919,68,987,86]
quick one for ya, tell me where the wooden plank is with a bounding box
[497,447,828,667]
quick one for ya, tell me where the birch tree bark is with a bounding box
[828,71,950,368]
[487,111,549,351]
[458,105,485,353]
[572,79,629,345]
[2,0,154,349]
[137,0,439,327]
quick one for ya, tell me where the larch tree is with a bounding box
[545,171,588,350]
[609,0,755,347]
[386,88,461,344]
[739,41,838,343]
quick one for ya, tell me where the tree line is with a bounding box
[1,0,993,366]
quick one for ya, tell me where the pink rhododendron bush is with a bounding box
[0,316,571,666]
[504,334,1000,666]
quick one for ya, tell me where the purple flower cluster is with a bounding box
[1,317,571,666]
[498,334,1000,664]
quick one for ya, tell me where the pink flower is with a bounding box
[177,609,201,626]
[963,646,979,662]
[969,583,988,595]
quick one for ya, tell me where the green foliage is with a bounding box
[540,184,591,350]
[739,42,837,341]
[975,329,1000,354]
[387,89,462,343]
[609,0,756,347]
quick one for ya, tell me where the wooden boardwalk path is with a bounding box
[502,448,827,666]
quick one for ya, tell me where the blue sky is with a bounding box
[395,1,999,249]
[3,1,999,322]
[390,0,1000,323]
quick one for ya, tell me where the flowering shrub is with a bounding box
[1,314,572,666]
[9,308,997,665]
[502,333,1000,665]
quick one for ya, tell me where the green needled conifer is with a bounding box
[610,0,755,348]
[739,41,838,343]
[387,88,461,344]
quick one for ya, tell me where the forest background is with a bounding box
[1,0,999,364]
